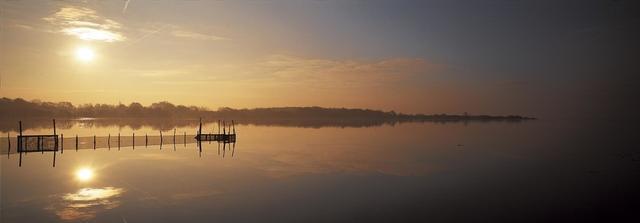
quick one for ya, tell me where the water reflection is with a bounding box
[52,187,124,221]
[0,117,526,133]
[75,167,95,182]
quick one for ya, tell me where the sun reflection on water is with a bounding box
[75,167,95,182]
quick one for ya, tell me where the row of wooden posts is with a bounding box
[6,119,238,154]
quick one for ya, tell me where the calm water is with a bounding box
[1,119,639,222]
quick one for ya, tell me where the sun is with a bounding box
[75,46,95,62]
[75,167,94,182]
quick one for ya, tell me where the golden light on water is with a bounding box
[74,46,95,62]
[75,167,94,182]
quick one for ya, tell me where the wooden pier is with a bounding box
[16,120,59,167]
[194,119,237,143]
[17,120,59,153]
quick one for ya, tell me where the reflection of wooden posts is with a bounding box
[232,142,236,157]
[93,135,96,150]
[75,135,78,151]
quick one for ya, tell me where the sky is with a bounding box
[0,0,638,118]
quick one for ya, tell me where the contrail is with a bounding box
[122,0,131,14]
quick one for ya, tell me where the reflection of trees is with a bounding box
[0,97,534,131]
[0,117,530,132]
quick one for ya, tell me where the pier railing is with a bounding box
[17,135,58,152]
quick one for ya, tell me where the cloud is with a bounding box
[62,27,124,42]
[250,55,435,87]
[170,29,229,41]
[43,6,125,42]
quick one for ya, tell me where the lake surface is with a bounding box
[1,119,639,222]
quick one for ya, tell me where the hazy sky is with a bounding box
[1,0,637,117]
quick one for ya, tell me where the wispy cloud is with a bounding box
[248,55,435,87]
[170,29,229,41]
[43,6,125,42]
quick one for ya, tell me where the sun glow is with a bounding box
[75,46,95,62]
[75,167,94,182]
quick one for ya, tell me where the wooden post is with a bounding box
[38,136,42,153]
[93,135,96,150]
[53,119,57,151]
[232,120,236,135]
[198,118,203,139]
[184,132,186,147]
[18,121,22,153]
[223,121,226,135]
[173,129,176,145]
[218,120,220,134]
[7,133,10,156]
[108,134,111,150]
[145,134,148,147]
[118,133,121,150]
[75,135,78,151]
[133,132,135,150]
[160,131,163,150]
[53,150,56,167]
[61,134,64,154]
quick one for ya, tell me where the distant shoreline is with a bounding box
[1,97,535,121]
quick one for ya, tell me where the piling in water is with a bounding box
[7,133,10,156]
